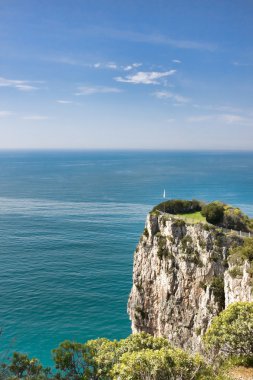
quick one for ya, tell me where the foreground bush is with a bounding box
[1,333,213,380]
[203,302,253,356]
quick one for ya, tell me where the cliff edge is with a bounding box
[128,205,253,353]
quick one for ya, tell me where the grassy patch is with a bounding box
[176,211,207,223]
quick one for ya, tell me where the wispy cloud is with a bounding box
[220,114,248,124]
[115,70,176,85]
[93,62,118,70]
[44,56,84,66]
[57,100,73,104]
[192,104,243,113]
[87,27,217,51]
[153,90,189,103]
[172,59,182,64]
[23,115,49,120]
[186,113,253,126]
[186,115,213,123]
[233,61,253,67]
[75,85,122,95]
[123,63,142,71]
[0,110,12,118]
[0,77,39,91]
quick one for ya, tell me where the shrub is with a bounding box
[203,302,253,356]
[201,202,224,224]
[157,236,168,259]
[111,347,211,380]
[223,206,253,232]
[229,237,253,263]
[228,266,243,278]
[152,199,201,215]
[209,277,225,309]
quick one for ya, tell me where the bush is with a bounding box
[152,199,201,215]
[223,206,253,232]
[111,347,211,380]
[203,302,253,356]
[209,277,225,309]
[201,202,224,224]
[229,237,253,263]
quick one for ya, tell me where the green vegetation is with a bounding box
[209,277,225,309]
[152,199,253,232]
[228,238,253,280]
[179,211,206,223]
[203,302,253,356]
[229,237,253,263]
[228,266,243,278]
[157,236,169,259]
[1,305,253,379]
[0,333,214,380]
[152,199,202,215]
[223,205,253,232]
[201,202,224,224]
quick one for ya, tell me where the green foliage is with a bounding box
[52,340,92,379]
[223,206,253,232]
[228,266,243,278]
[201,202,224,224]
[209,277,225,309]
[157,236,168,259]
[6,352,51,379]
[0,333,218,380]
[203,302,253,356]
[143,228,149,238]
[181,235,193,251]
[229,237,253,264]
[172,219,186,228]
[152,199,201,215]
[111,347,211,380]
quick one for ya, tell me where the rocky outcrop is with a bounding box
[128,212,253,353]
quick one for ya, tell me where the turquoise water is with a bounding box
[0,151,253,365]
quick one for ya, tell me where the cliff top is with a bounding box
[151,199,253,233]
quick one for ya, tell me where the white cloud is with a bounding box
[220,114,247,124]
[0,111,12,118]
[123,63,142,71]
[153,90,189,103]
[115,70,176,85]
[23,115,49,120]
[192,103,242,113]
[93,62,118,70]
[57,100,73,104]
[0,77,38,91]
[172,59,181,64]
[186,113,253,126]
[166,118,175,123]
[75,86,122,95]
[186,115,213,123]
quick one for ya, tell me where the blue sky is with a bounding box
[0,0,252,149]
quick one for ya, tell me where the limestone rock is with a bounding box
[128,213,253,352]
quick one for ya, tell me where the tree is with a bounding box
[201,203,224,224]
[203,302,253,356]
[8,352,51,379]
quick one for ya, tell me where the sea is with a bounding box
[0,150,253,366]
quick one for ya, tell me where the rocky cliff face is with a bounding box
[128,212,253,352]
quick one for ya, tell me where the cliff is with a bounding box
[128,211,253,353]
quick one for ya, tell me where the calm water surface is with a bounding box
[0,151,253,365]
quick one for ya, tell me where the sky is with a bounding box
[0,0,252,150]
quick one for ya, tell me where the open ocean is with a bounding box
[0,150,253,365]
